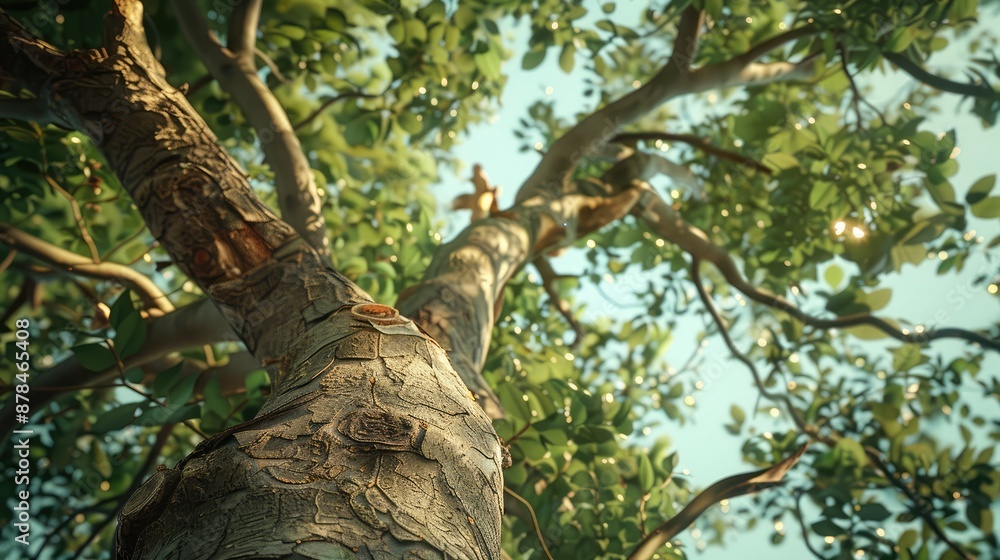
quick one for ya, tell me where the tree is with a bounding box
[0,0,998,558]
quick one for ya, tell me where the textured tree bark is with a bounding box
[0,3,503,558]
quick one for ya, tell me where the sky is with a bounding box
[431,3,1000,559]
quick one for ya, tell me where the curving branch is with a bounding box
[627,445,808,560]
[516,23,818,203]
[631,187,1000,351]
[0,224,173,314]
[687,25,819,91]
[294,90,380,131]
[612,132,772,174]
[692,257,975,560]
[884,51,999,99]
[173,0,331,261]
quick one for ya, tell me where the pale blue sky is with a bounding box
[434,3,999,558]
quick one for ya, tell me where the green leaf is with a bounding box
[203,377,229,418]
[809,181,838,210]
[638,454,654,492]
[892,344,925,372]
[125,368,145,384]
[404,20,427,44]
[965,175,995,205]
[730,404,746,425]
[559,43,575,73]
[861,288,892,311]
[970,196,1000,218]
[114,312,147,359]
[858,503,892,521]
[168,373,199,408]
[109,290,136,331]
[91,403,141,434]
[397,111,423,135]
[522,48,546,70]
[824,264,844,289]
[884,26,918,52]
[763,152,798,171]
[164,403,201,424]
[844,324,889,340]
[474,48,502,80]
[344,115,380,147]
[72,342,116,372]
[812,519,847,537]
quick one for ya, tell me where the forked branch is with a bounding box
[173,0,331,260]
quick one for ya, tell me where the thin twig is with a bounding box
[294,91,379,131]
[43,174,100,262]
[503,487,555,560]
[612,132,771,174]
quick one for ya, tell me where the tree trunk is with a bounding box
[0,3,504,558]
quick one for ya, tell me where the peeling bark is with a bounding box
[0,3,503,558]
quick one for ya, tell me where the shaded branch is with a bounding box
[884,51,999,99]
[173,0,331,260]
[628,445,808,560]
[839,45,887,129]
[612,132,772,175]
[254,46,288,83]
[665,6,705,70]
[515,11,704,202]
[0,224,173,313]
[688,25,819,91]
[0,97,67,126]
[226,0,262,61]
[294,90,379,131]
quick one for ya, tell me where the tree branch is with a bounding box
[665,7,705,70]
[628,445,808,560]
[0,224,173,313]
[612,132,772,175]
[533,257,584,348]
[688,25,819,91]
[398,177,644,418]
[631,190,1000,351]
[884,51,999,99]
[514,12,705,202]
[516,24,818,203]
[226,0,262,62]
[0,97,67,126]
[173,0,331,261]
[693,256,978,560]
[0,299,236,439]
[294,90,379,131]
